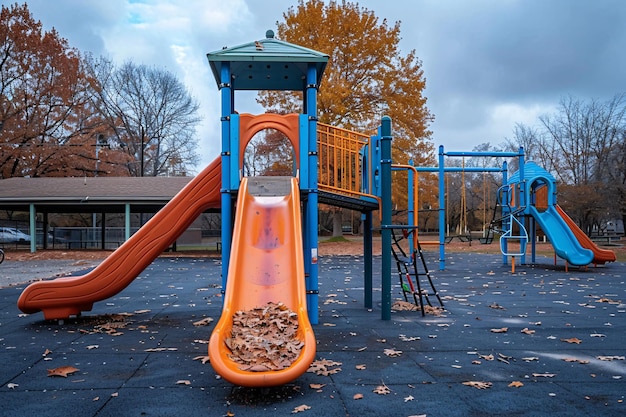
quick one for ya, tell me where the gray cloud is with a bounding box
[4,0,626,160]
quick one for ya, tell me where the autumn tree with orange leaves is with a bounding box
[0,3,128,178]
[259,0,435,232]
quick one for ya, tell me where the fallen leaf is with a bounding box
[7,383,18,389]
[462,381,492,389]
[373,383,391,395]
[355,364,366,370]
[561,337,582,344]
[86,345,99,350]
[596,355,625,361]
[532,373,556,378]
[309,383,326,390]
[193,317,214,327]
[471,360,482,365]
[490,327,508,333]
[562,357,589,364]
[307,359,342,376]
[353,393,363,400]
[404,395,415,402]
[508,381,524,388]
[176,380,191,385]
[193,355,210,364]
[111,392,118,397]
[292,404,311,413]
[489,302,505,310]
[522,356,539,362]
[43,349,52,357]
[478,354,494,361]
[383,348,403,357]
[93,396,99,401]
[144,347,178,352]
[520,328,535,335]
[47,366,80,377]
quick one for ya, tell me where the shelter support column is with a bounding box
[125,204,131,241]
[29,204,36,253]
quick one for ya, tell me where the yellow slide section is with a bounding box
[208,176,315,387]
[18,157,222,319]
[555,205,616,264]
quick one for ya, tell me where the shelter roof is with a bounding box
[0,176,193,213]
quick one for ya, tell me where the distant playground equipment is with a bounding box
[413,147,615,271]
[16,31,614,388]
[506,161,615,269]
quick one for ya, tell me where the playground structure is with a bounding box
[17,31,392,387]
[412,147,615,270]
[16,31,615,387]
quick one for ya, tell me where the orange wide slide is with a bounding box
[208,176,316,387]
[555,205,616,264]
[18,157,222,320]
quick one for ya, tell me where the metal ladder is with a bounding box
[390,229,444,316]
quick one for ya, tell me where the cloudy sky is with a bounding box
[9,0,626,171]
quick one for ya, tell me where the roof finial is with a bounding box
[266,30,274,39]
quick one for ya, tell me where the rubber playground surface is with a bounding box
[1,251,625,417]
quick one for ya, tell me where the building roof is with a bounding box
[0,176,194,213]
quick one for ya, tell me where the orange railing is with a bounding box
[317,123,373,199]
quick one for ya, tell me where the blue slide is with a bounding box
[529,205,594,266]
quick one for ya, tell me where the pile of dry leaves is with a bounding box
[226,302,303,372]
[391,300,444,316]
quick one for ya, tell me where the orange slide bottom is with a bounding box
[555,205,616,264]
[208,176,315,387]
[17,157,222,320]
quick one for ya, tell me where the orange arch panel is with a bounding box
[238,113,301,168]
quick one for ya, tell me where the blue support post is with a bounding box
[363,211,373,310]
[219,62,233,292]
[501,161,509,265]
[518,147,526,264]
[438,146,446,270]
[229,114,240,191]
[380,116,392,320]
[304,64,319,325]
[408,160,416,249]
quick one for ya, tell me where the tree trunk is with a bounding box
[332,209,343,237]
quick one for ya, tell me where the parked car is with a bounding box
[0,227,31,243]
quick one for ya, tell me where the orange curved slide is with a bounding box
[555,205,616,264]
[18,157,222,319]
[208,176,315,387]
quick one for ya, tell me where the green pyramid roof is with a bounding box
[207,30,328,91]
